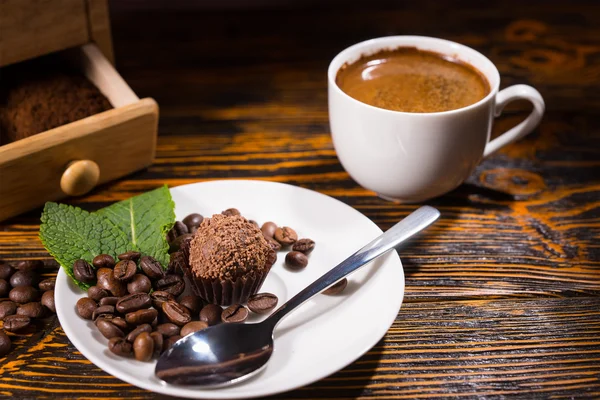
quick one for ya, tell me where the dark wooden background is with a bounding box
[0,0,599,398]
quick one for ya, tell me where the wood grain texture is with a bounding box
[0,0,89,67]
[85,0,115,64]
[0,0,599,398]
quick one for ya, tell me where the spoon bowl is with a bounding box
[156,322,274,386]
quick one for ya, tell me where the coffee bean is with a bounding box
[99,296,119,306]
[292,238,315,254]
[180,321,209,337]
[4,315,30,332]
[182,213,204,230]
[247,293,278,314]
[169,233,193,253]
[222,304,248,323]
[17,302,44,318]
[73,259,96,284]
[154,275,184,297]
[266,249,277,267]
[125,308,158,325]
[110,316,128,331]
[150,331,163,356]
[285,251,308,270]
[108,337,132,357]
[76,298,97,320]
[127,274,152,294]
[167,252,185,275]
[261,221,277,238]
[92,305,115,321]
[222,208,241,217]
[116,293,151,314]
[97,314,119,324]
[167,221,189,243]
[162,301,191,326]
[0,263,14,280]
[179,295,203,315]
[0,301,17,319]
[133,332,154,361]
[96,319,124,339]
[113,260,137,282]
[92,254,115,269]
[97,268,127,297]
[323,278,347,295]
[126,323,152,343]
[16,260,44,272]
[150,291,175,309]
[117,251,141,262]
[174,221,189,236]
[10,270,39,288]
[38,278,56,292]
[0,279,8,297]
[96,267,111,281]
[139,256,164,280]
[0,331,11,357]
[41,290,55,313]
[166,230,177,243]
[265,236,282,251]
[156,323,180,337]
[9,286,38,303]
[199,304,222,326]
[274,226,297,246]
[163,335,182,353]
[249,220,259,228]
[87,286,111,302]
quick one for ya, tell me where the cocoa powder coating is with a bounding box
[188,214,272,280]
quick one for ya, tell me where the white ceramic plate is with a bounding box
[56,180,405,399]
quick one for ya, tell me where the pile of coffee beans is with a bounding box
[0,259,56,357]
[72,209,342,362]
[76,251,185,361]
[74,248,280,361]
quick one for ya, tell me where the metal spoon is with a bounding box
[155,205,440,387]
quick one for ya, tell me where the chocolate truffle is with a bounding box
[184,214,275,305]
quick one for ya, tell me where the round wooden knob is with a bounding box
[60,160,100,196]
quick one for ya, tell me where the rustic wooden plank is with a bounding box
[0,298,598,398]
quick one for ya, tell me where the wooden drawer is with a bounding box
[0,44,159,221]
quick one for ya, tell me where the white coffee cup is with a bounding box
[328,36,545,202]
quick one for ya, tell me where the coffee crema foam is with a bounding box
[335,47,490,113]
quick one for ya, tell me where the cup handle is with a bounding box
[483,84,545,158]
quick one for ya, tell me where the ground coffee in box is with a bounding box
[0,54,112,145]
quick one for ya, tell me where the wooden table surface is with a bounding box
[1,0,599,398]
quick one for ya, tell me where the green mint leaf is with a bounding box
[95,185,175,267]
[39,202,130,290]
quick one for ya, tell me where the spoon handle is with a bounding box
[265,205,440,329]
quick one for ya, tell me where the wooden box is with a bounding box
[0,0,158,221]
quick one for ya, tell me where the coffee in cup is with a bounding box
[335,47,490,113]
